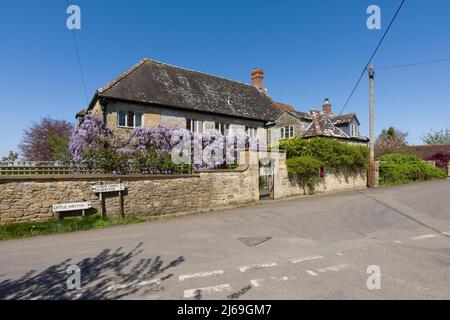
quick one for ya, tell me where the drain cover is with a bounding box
[237,237,272,247]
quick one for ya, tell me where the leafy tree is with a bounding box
[375,127,408,155]
[19,118,74,161]
[421,128,450,145]
[48,134,73,163]
[1,151,19,162]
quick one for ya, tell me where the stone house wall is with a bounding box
[272,112,310,140]
[104,100,266,136]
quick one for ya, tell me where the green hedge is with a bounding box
[286,156,321,193]
[379,153,447,185]
[280,137,368,192]
[280,137,368,173]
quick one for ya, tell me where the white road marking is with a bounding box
[107,278,162,291]
[250,276,289,288]
[107,283,128,291]
[184,284,232,298]
[394,240,403,244]
[138,278,161,286]
[239,262,278,272]
[291,256,324,264]
[442,231,450,236]
[410,234,437,240]
[178,270,224,281]
[317,264,350,273]
[250,279,264,287]
[307,270,318,276]
[336,252,344,256]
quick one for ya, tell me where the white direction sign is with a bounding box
[91,183,126,193]
[53,202,92,212]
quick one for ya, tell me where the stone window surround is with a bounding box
[280,125,294,139]
[118,110,143,128]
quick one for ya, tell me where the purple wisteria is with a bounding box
[69,112,266,173]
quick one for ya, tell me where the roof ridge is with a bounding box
[322,114,350,138]
[144,58,260,90]
[98,57,269,98]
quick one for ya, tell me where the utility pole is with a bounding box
[368,64,375,187]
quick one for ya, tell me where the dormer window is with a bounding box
[350,124,359,137]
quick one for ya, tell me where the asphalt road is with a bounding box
[1,179,450,300]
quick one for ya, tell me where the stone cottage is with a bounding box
[76,58,367,146]
[76,58,286,144]
[273,98,369,144]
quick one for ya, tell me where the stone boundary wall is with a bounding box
[273,151,367,199]
[0,151,367,223]
[0,164,258,223]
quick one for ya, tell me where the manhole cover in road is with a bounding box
[237,237,272,247]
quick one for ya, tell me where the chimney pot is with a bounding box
[322,98,332,114]
[251,67,264,91]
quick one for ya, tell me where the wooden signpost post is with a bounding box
[91,180,126,218]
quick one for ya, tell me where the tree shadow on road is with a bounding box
[0,242,184,300]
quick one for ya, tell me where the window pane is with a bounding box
[118,111,126,127]
[280,127,284,138]
[215,122,220,131]
[186,118,192,131]
[127,111,134,127]
[135,113,142,127]
[289,126,294,138]
[196,120,203,133]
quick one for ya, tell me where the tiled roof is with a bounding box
[302,110,349,139]
[274,102,295,112]
[95,58,280,122]
[330,113,357,125]
[301,110,368,142]
[76,109,87,117]
[409,144,450,159]
[287,110,312,120]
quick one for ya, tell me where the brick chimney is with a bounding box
[322,98,332,114]
[251,67,265,91]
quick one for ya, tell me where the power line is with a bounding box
[338,0,406,115]
[379,57,450,69]
[70,30,89,105]
[65,0,89,105]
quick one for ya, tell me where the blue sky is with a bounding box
[0,0,449,156]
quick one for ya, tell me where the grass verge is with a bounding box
[0,214,172,241]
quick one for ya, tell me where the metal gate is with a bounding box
[259,157,274,200]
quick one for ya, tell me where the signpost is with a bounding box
[52,201,92,219]
[91,183,125,193]
[91,181,127,218]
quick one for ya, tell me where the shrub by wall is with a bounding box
[280,137,368,192]
[379,153,447,185]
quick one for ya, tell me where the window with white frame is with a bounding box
[245,126,257,138]
[118,110,142,128]
[186,118,203,133]
[215,122,230,135]
[350,124,359,137]
[280,125,294,139]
